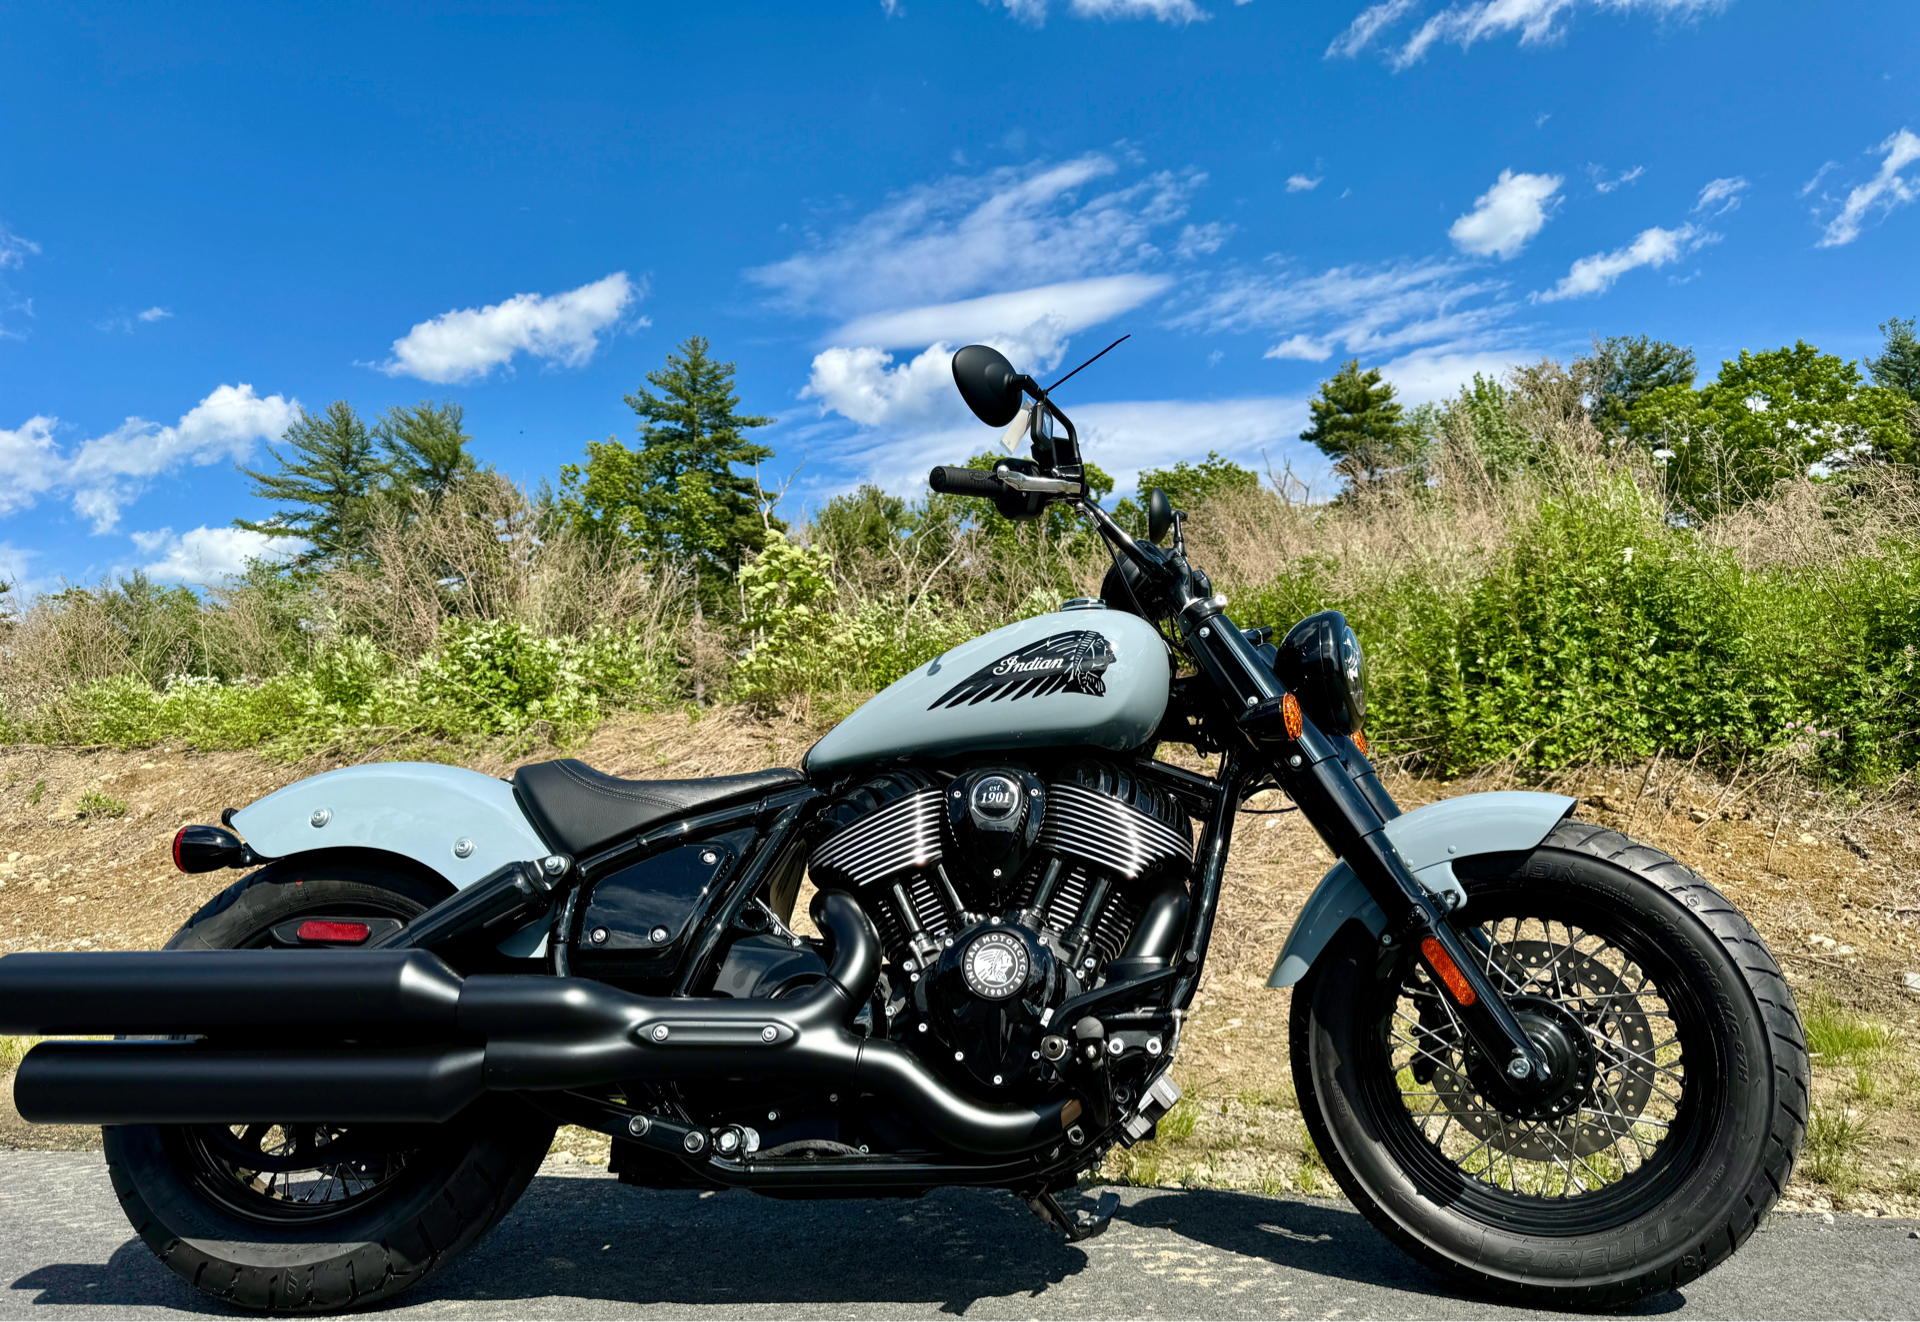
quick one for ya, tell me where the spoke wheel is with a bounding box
[1291,820,1807,1308]
[1372,912,1711,1223]
[184,1122,425,1224]
[104,859,555,1313]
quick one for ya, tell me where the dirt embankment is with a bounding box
[3,709,1917,1212]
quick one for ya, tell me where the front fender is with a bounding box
[229,763,550,890]
[1265,790,1576,988]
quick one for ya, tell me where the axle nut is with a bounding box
[1507,1055,1533,1079]
[760,1025,778,1043]
[650,1024,670,1042]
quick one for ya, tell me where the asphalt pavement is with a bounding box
[1,1151,1915,1319]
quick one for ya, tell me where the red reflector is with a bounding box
[1420,937,1477,1007]
[296,920,371,944]
[171,827,187,873]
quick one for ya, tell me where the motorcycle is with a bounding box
[0,343,1807,1313]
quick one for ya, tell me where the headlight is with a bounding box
[1276,609,1365,737]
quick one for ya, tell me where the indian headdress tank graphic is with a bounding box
[928,631,1115,708]
[802,610,1171,774]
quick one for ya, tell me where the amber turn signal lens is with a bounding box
[1281,692,1303,740]
[1351,728,1368,756]
[1420,936,1477,1006]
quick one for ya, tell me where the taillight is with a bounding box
[295,920,371,944]
[172,824,252,873]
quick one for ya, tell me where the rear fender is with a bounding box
[1266,790,1576,988]
[228,763,554,957]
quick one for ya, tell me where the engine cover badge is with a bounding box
[969,775,1021,821]
[962,929,1030,999]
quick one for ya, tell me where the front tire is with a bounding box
[1291,821,1807,1308]
[104,862,556,1313]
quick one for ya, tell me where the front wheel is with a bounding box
[104,861,556,1313]
[1292,821,1807,1309]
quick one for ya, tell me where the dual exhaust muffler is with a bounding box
[0,893,1073,1156]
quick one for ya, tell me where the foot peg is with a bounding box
[1028,1189,1120,1242]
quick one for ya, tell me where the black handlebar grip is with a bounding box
[928,465,1006,497]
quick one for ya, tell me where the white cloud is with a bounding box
[1375,346,1540,404]
[378,272,641,384]
[1266,334,1333,361]
[1180,256,1512,363]
[1449,169,1562,259]
[96,305,175,334]
[1326,0,1419,57]
[805,276,1173,429]
[0,541,35,595]
[1693,176,1748,215]
[1799,162,1837,198]
[0,222,37,270]
[0,416,63,515]
[1329,0,1727,69]
[988,0,1211,24]
[1175,222,1234,258]
[749,155,1201,319]
[1592,164,1644,194]
[136,525,300,582]
[1815,129,1920,248]
[831,275,1170,350]
[0,385,298,533]
[1537,222,1712,301]
[1286,174,1324,193]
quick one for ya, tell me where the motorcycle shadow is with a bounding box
[8,1176,1689,1316]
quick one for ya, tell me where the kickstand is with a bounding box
[1027,1190,1120,1242]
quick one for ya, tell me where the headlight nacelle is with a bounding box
[1276,609,1365,738]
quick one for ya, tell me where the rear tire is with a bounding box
[1290,820,1807,1309]
[104,862,556,1313]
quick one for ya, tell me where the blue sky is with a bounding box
[2,0,1915,591]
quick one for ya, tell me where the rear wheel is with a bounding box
[1291,821,1807,1308]
[104,861,556,1313]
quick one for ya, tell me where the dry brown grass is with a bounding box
[324,474,690,661]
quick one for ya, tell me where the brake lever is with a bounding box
[991,469,1081,495]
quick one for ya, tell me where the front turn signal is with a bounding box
[1280,692,1304,740]
[1420,936,1477,1007]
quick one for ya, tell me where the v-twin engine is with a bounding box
[809,760,1192,1097]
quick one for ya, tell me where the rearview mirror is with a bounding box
[1147,488,1174,545]
[952,344,1025,428]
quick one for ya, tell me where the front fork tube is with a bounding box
[1260,714,1550,1084]
[1172,602,1547,1082]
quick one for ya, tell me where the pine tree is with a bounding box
[234,401,388,565]
[1867,316,1920,399]
[556,337,777,602]
[1300,360,1423,490]
[374,400,478,506]
[1579,335,1697,433]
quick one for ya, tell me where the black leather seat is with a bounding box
[512,759,806,858]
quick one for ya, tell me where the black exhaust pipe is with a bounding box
[4,893,1072,1156]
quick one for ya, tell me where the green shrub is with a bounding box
[75,788,128,819]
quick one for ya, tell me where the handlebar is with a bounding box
[927,465,1010,498]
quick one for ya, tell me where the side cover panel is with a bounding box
[230,763,550,890]
[804,608,1170,775]
[1266,790,1576,987]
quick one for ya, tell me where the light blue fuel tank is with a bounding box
[803,605,1171,775]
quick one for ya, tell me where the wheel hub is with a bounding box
[1468,995,1594,1122]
